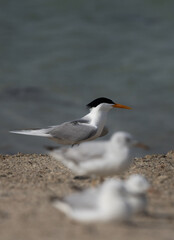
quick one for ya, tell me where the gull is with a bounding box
[10,97,131,146]
[124,174,150,214]
[48,131,149,164]
[49,131,147,177]
[52,179,132,223]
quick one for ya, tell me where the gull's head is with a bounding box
[111,131,135,148]
[111,132,149,150]
[86,97,131,112]
[125,174,150,195]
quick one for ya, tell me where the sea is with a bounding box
[1,0,174,154]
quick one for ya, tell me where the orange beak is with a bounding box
[112,103,132,109]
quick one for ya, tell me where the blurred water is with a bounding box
[0,0,174,154]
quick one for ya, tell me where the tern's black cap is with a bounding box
[86,97,115,109]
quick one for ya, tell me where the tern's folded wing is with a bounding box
[99,126,108,137]
[48,121,97,145]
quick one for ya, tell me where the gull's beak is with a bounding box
[147,187,158,194]
[133,142,150,150]
[112,103,132,109]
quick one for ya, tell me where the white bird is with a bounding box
[49,131,146,177]
[48,131,148,164]
[10,97,131,146]
[52,179,132,223]
[124,174,150,214]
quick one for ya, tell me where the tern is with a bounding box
[52,179,132,223]
[49,132,146,177]
[10,97,131,146]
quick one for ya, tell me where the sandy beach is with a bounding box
[0,152,174,240]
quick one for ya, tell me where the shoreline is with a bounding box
[0,152,174,240]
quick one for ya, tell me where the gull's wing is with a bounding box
[53,185,102,215]
[48,120,97,145]
[48,139,108,166]
[64,188,99,209]
[56,155,108,176]
[53,197,101,222]
[49,140,108,167]
[51,188,99,217]
[58,141,108,162]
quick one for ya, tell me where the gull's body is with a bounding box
[125,174,150,214]
[49,132,142,177]
[10,97,131,146]
[49,134,117,163]
[52,179,132,223]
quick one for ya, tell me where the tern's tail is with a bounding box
[10,128,51,137]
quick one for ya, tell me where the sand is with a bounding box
[0,151,174,240]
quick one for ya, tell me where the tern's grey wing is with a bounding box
[99,126,108,137]
[48,121,97,145]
